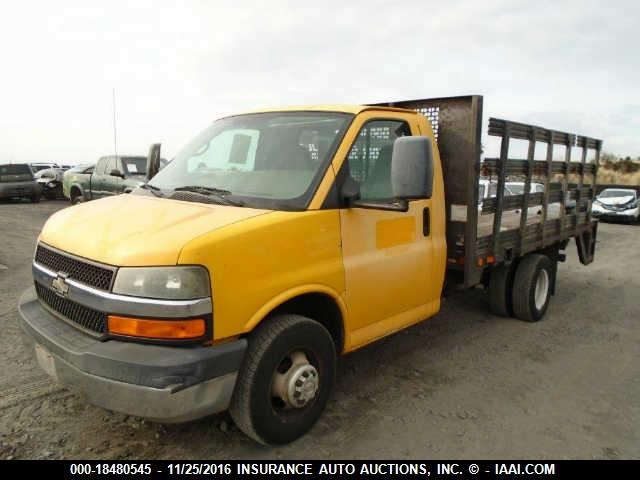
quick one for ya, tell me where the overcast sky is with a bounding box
[0,0,638,165]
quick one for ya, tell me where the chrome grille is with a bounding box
[34,244,114,290]
[35,282,107,334]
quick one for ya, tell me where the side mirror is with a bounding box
[110,169,124,178]
[146,143,161,181]
[391,136,433,199]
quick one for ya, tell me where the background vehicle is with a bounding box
[34,168,65,199]
[62,163,94,201]
[0,163,41,202]
[19,95,602,445]
[64,156,166,204]
[592,187,640,222]
[477,179,497,211]
[29,162,60,173]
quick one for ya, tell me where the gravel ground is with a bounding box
[0,199,638,459]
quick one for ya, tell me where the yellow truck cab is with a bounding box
[18,96,601,444]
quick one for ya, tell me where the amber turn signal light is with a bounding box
[108,315,206,339]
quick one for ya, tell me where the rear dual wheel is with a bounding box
[488,261,517,317]
[512,254,553,322]
[489,254,554,322]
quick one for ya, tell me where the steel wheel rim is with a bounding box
[271,350,319,410]
[534,269,550,310]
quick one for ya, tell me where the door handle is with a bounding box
[423,207,430,236]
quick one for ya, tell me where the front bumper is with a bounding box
[593,206,639,222]
[18,287,246,422]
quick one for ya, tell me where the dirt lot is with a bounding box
[0,199,638,460]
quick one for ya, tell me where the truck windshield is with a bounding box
[0,164,34,182]
[147,112,353,210]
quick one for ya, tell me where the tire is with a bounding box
[229,314,336,445]
[512,254,554,322]
[71,193,84,205]
[30,195,40,203]
[488,262,516,317]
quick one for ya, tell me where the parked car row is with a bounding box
[0,153,169,204]
[3,158,636,227]
[477,180,639,224]
[63,155,167,204]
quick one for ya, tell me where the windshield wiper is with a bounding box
[174,185,232,195]
[173,186,244,206]
[139,183,164,197]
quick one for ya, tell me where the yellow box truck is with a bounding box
[18,95,601,444]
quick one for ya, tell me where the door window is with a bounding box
[345,120,411,200]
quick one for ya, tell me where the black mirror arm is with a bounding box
[350,198,409,212]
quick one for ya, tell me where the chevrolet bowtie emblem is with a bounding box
[51,273,70,297]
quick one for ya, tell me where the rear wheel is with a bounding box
[488,262,516,317]
[512,254,554,322]
[229,314,336,445]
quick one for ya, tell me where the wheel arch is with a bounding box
[244,285,347,353]
[69,184,84,199]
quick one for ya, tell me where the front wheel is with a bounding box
[229,315,336,445]
[512,254,554,322]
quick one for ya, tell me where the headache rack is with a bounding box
[372,95,602,287]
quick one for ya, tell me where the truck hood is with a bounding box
[39,195,269,266]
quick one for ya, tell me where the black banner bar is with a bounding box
[1,460,637,479]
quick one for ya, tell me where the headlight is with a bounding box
[47,182,56,187]
[113,266,210,300]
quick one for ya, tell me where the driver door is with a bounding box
[337,112,440,349]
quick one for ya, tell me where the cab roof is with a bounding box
[238,104,418,116]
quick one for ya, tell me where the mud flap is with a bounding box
[576,221,598,265]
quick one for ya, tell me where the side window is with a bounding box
[187,129,259,173]
[95,158,108,175]
[346,120,411,201]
